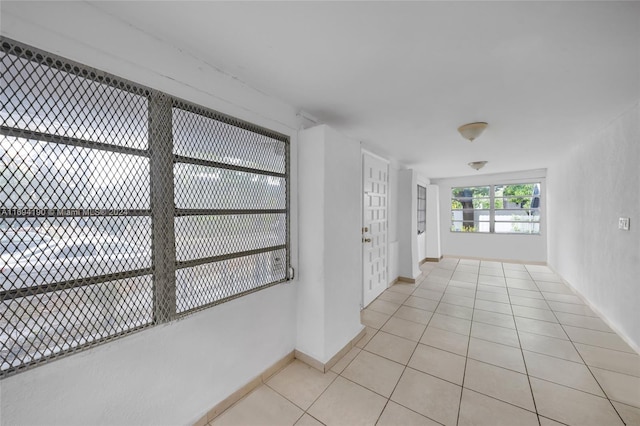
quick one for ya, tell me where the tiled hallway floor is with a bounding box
[210,258,640,426]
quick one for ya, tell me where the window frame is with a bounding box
[450,182,541,235]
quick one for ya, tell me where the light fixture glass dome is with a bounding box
[468,161,488,171]
[458,122,488,142]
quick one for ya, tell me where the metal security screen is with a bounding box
[0,38,290,377]
[172,104,289,314]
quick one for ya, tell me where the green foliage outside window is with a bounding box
[451,186,490,210]
[450,224,478,232]
[501,184,535,208]
[451,186,489,198]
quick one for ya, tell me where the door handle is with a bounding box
[362,238,372,243]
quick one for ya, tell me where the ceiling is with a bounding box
[7,2,640,178]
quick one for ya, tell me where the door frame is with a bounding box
[361,149,390,308]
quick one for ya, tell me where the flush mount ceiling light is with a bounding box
[458,122,488,142]
[468,161,488,171]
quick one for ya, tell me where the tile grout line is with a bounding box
[543,291,629,425]
[512,265,634,425]
[297,284,413,426]
[366,265,567,423]
[297,355,342,424]
[505,272,635,405]
[363,274,426,426]
[264,359,340,425]
[455,259,479,426]
[372,263,453,426]
[519,346,598,366]
[505,263,542,426]
[550,336,639,355]
[211,260,635,426]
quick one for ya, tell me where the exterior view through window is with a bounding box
[451,183,540,234]
[0,38,290,376]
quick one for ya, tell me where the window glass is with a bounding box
[450,186,491,233]
[451,183,541,234]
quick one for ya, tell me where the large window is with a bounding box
[0,38,290,376]
[451,183,540,234]
[417,185,426,235]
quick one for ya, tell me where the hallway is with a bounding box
[210,258,640,426]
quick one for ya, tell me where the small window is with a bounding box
[451,186,491,233]
[417,185,426,235]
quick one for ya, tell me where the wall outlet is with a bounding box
[618,217,630,231]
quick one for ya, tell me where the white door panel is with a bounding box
[362,152,388,307]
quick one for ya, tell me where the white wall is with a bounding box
[0,2,299,132]
[1,4,299,425]
[417,176,429,263]
[388,165,400,283]
[323,128,364,358]
[417,231,426,262]
[547,103,640,350]
[433,170,547,263]
[296,126,326,361]
[0,287,297,426]
[397,170,421,279]
[297,125,363,363]
[425,184,442,260]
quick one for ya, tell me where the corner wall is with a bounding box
[388,165,400,283]
[425,184,442,260]
[398,170,421,279]
[323,127,364,358]
[417,175,429,263]
[297,125,363,363]
[547,103,640,349]
[296,126,327,361]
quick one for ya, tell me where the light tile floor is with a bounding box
[210,258,640,426]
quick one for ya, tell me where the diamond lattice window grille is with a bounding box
[0,37,290,377]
